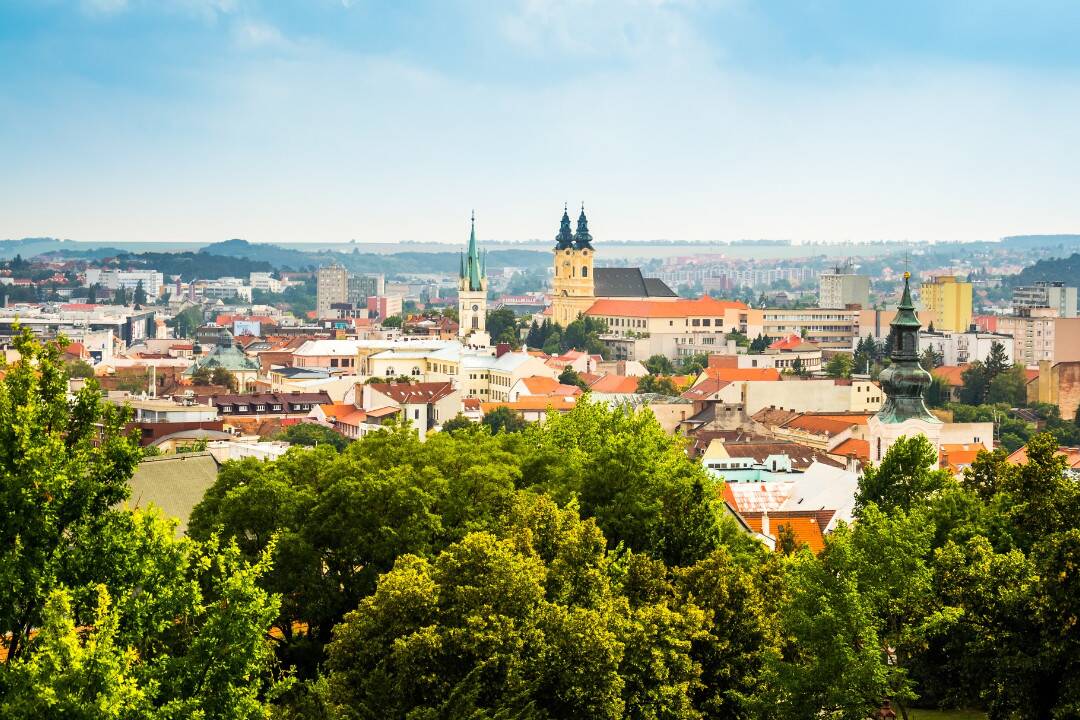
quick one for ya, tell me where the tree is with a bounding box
[170,306,204,339]
[677,353,710,376]
[190,365,212,386]
[924,375,951,408]
[486,307,519,346]
[749,334,773,354]
[825,353,854,379]
[919,346,944,372]
[791,356,809,377]
[210,366,238,392]
[854,434,953,516]
[381,314,403,328]
[482,406,528,434]
[277,422,350,451]
[644,354,675,376]
[986,364,1027,406]
[133,280,147,305]
[958,361,990,405]
[64,359,95,379]
[113,286,128,305]
[985,340,1010,377]
[558,366,591,391]
[440,413,474,433]
[636,374,679,396]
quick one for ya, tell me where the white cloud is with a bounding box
[231,19,287,49]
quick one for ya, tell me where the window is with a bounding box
[582,266,588,277]
[414,409,420,420]
[702,319,711,327]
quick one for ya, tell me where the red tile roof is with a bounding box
[589,374,640,393]
[585,296,747,318]
[831,437,870,462]
[933,365,968,387]
[1006,444,1080,469]
[682,378,729,400]
[368,382,455,404]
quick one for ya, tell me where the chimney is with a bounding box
[495,342,511,358]
[761,509,771,539]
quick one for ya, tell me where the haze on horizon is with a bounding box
[3,1,1080,246]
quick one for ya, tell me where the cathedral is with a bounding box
[550,205,677,327]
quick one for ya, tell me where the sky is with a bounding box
[3,0,1080,245]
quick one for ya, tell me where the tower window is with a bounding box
[582,266,588,277]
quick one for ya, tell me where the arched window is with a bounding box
[386,367,395,377]
[412,366,422,376]
[582,266,588,277]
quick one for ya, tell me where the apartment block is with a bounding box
[920,276,972,332]
[818,272,870,309]
[1012,281,1077,317]
[996,314,1080,367]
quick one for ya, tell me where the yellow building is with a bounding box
[549,205,677,327]
[919,276,972,332]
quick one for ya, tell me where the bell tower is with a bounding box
[458,211,489,346]
[551,204,596,327]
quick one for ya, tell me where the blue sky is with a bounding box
[3,0,1080,245]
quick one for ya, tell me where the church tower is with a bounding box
[458,212,489,346]
[867,271,942,462]
[551,204,596,327]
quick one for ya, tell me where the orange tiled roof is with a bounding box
[590,374,640,393]
[782,414,860,437]
[809,413,873,426]
[768,334,808,350]
[585,296,747,319]
[480,396,578,413]
[682,378,729,400]
[774,517,825,553]
[318,403,355,419]
[933,365,968,387]
[831,437,870,461]
[704,367,781,382]
[940,443,983,471]
[521,376,560,394]
[1006,444,1080,468]
[336,409,368,426]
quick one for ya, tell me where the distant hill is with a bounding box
[1000,235,1080,251]
[1009,253,1080,286]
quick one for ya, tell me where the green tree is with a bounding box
[919,346,944,371]
[958,361,990,405]
[986,364,1027,406]
[558,365,591,391]
[748,334,773,354]
[854,434,953,516]
[190,365,212,386]
[170,305,204,339]
[64,359,96,379]
[380,314,403,328]
[644,354,676,375]
[985,340,1010,377]
[825,353,854,379]
[483,405,528,434]
[791,356,808,377]
[112,286,128,305]
[486,307,519,346]
[923,375,951,408]
[440,413,474,433]
[277,422,350,451]
[133,280,147,305]
[210,366,239,392]
[636,374,680,396]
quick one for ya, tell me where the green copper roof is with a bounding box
[555,204,574,249]
[573,204,593,250]
[461,211,484,292]
[875,272,938,424]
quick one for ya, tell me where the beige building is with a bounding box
[1029,360,1080,422]
[763,308,860,349]
[818,271,870,309]
[316,264,348,317]
[996,314,1080,368]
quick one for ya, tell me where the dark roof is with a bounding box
[593,267,676,298]
[211,392,331,407]
[719,441,845,470]
[126,452,220,535]
[367,382,456,404]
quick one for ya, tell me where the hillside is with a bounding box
[1009,252,1080,286]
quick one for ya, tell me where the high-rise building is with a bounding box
[348,274,385,305]
[919,275,972,332]
[996,314,1080,367]
[1012,281,1077,317]
[818,268,870,309]
[458,212,489,346]
[316,264,348,317]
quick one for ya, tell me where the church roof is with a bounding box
[460,212,485,292]
[593,267,676,298]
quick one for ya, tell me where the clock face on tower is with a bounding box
[472,304,479,311]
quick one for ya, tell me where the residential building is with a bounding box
[85,269,165,299]
[368,295,403,321]
[919,329,1014,366]
[361,381,459,440]
[1012,281,1077,317]
[211,392,331,417]
[996,314,1080,367]
[919,275,973,332]
[818,269,870,309]
[317,264,349,317]
[1029,360,1080,423]
[348,274,384,304]
[249,272,282,294]
[762,308,859,349]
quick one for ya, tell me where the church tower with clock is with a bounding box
[458,212,489,347]
[551,204,596,327]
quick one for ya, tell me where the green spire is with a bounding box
[875,271,938,424]
[573,203,593,249]
[555,203,574,249]
[462,211,484,292]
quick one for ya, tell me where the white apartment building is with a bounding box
[818,272,870,309]
[919,330,1013,367]
[249,272,283,294]
[85,269,164,299]
[1012,282,1077,317]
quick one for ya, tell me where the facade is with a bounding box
[1012,281,1077,317]
[549,206,677,327]
[316,264,349,317]
[762,308,859,349]
[85,269,165,299]
[1030,360,1080,423]
[249,272,282,294]
[996,314,1080,367]
[349,274,384,304]
[457,212,489,346]
[919,330,1014,366]
[818,271,870,309]
[919,275,973,332]
[361,381,459,440]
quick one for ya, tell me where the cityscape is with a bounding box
[3,2,1080,719]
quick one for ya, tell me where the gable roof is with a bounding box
[126,453,220,536]
[1006,444,1080,469]
[589,374,639,393]
[682,378,730,400]
[593,267,677,298]
[831,437,870,462]
[716,440,845,469]
[368,381,455,404]
[933,365,968,387]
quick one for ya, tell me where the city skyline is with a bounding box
[4,1,1080,244]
